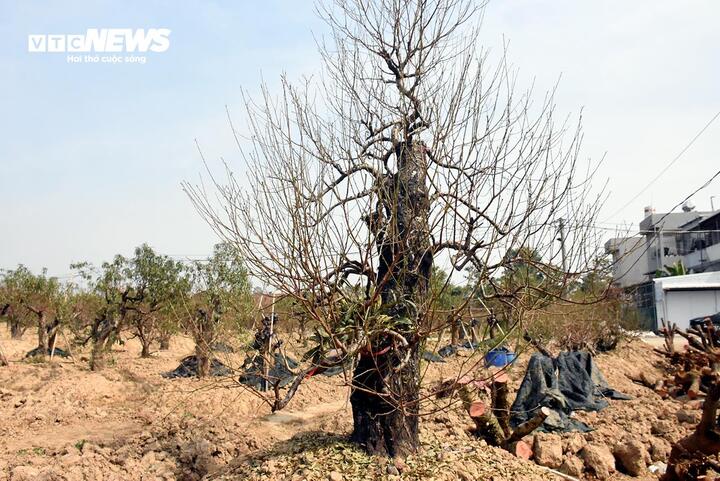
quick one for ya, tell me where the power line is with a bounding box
[603,109,720,222]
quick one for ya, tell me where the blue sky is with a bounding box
[1,0,720,277]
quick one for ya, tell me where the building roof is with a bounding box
[695,210,720,230]
[639,211,713,232]
[604,236,643,253]
[653,271,720,291]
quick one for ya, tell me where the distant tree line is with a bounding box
[0,243,253,375]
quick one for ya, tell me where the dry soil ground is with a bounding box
[0,328,698,481]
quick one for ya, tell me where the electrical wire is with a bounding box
[603,109,720,222]
[611,167,720,282]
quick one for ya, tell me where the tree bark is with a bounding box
[90,317,117,371]
[90,339,107,371]
[464,399,506,446]
[196,343,210,378]
[350,346,421,458]
[140,340,152,358]
[351,141,431,458]
[10,320,24,340]
[663,382,720,480]
[451,317,460,346]
[193,308,215,378]
[492,375,512,437]
[0,340,8,366]
[47,319,60,359]
[36,311,48,353]
[298,316,307,347]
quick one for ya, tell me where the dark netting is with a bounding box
[162,355,233,378]
[25,347,70,358]
[237,353,300,390]
[437,345,458,358]
[421,351,445,363]
[510,351,631,432]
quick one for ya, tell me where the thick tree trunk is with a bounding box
[352,141,431,458]
[196,344,210,378]
[451,317,460,346]
[193,309,215,378]
[140,340,152,358]
[90,317,117,371]
[37,312,48,352]
[298,317,307,347]
[663,382,720,480]
[38,312,48,352]
[350,346,420,458]
[10,320,24,340]
[90,340,107,371]
[45,319,61,359]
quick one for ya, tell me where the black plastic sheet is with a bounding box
[162,355,232,378]
[510,351,631,432]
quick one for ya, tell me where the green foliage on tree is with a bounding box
[0,266,35,339]
[428,266,467,311]
[0,265,63,353]
[573,256,613,299]
[72,243,190,367]
[125,244,189,357]
[184,243,253,377]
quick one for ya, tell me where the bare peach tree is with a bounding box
[185,0,603,458]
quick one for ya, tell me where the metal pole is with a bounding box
[49,331,58,361]
[557,218,567,272]
[659,228,665,270]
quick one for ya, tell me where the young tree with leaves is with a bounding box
[72,255,133,370]
[184,243,252,378]
[73,244,189,366]
[1,267,32,340]
[125,244,188,358]
[0,266,63,356]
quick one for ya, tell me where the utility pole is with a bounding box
[659,227,665,271]
[557,218,568,272]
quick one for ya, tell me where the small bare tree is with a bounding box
[186,0,603,458]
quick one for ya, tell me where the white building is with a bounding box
[606,207,720,289]
[605,206,720,329]
[654,272,720,330]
